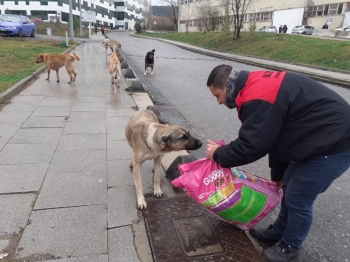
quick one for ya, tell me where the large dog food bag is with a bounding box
[171,158,283,230]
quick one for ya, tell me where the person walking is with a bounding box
[322,24,329,29]
[205,64,350,262]
[101,24,105,35]
[283,24,288,33]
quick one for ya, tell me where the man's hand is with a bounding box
[206,140,220,160]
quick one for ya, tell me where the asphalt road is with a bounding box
[109,31,349,262]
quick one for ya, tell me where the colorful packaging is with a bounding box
[171,158,283,230]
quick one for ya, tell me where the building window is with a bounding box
[307,6,316,17]
[328,3,343,15]
[262,12,270,21]
[255,13,261,21]
[26,0,29,4]
[316,5,324,16]
[248,13,254,22]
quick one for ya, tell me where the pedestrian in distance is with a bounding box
[205,64,350,262]
[101,25,105,35]
[322,24,329,29]
[94,26,97,34]
[283,24,288,33]
[279,25,282,33]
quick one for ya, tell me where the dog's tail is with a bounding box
[72,53,81,61]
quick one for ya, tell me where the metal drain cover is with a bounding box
[143,196,266,262]
[173,215,224,257]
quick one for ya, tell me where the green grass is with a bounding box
[0,37,72,93]
[138,31,350,71]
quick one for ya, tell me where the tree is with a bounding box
[222,0,230,32]
[231,0,254,40]
[161,0,179,31]
[134,22,142,33]
[197,3,219,32]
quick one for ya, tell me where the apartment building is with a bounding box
[178,0,350,33]
[0,0,145,30]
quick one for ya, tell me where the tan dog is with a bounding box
[108,52,121,86]
[125,109,203,210]
[102,38,121,53]
[35,53,80,84]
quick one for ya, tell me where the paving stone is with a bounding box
[16,205,107,259]
[107,160,134,187]
[0,102,38,112]
[0,111,32,122]
[107,140,133,160]
[71,102,105,112]
[9,128,62,144]
[108,186,139,228]
[35,172,107,209]
[32,106,71,117]
[108,226,140,262]
[39,97,75,107]
[0,122,22,151]
[0,163,49,193]
[105,105,136,117]
[0,144,56,164]
[22,116,67,128]
[63,111,106,134]
[75,96,106,103]
[45,254,108,262]
[130,80,145,92]
[10,95,44,105]
[0,194,36,234]
[48,149,106,173]
[56,133,106,151]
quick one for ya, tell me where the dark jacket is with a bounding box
[213,70,350,181]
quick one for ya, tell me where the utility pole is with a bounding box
[79,0,82,37]
[69,0,74,41]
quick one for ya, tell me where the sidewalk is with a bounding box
[0,32,157,262]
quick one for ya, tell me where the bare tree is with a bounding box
[197,3,220,32]
[231,0,254,39]
[222,0,231,32]
[161,0,179,31]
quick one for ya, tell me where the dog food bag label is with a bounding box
[172,158,283,230]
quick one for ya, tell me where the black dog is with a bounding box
[144,49,155,75]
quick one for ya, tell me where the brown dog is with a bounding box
[125,109,202,210]
[102,38,121,53]
[108,52,121,86]
[35,53,81,84]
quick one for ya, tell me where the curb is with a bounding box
[130,33,350,89]
[0,45,78,104]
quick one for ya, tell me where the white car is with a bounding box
[292,25,315,35]
[258,25,277,33]
[335,26,350,32]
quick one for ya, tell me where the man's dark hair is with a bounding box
[152,49,155,52]
[206,64,232,89]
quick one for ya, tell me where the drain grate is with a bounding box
[143,196,266,262]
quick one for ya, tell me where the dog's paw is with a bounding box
[137,196,147,210]
[154,188,163,198]
[151,73,154,76]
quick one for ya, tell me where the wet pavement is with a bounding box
[0,32,267,261]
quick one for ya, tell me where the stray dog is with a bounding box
[108,52,121,86]
[35,53,80,84]
[102,38,121,53]
[125,109,202,210]
[144,49,155,76]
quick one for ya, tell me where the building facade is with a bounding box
[0,0,145,30]
[178,0,350,33]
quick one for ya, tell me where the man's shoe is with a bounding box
[249,225,282,242]
[263,241,300,262]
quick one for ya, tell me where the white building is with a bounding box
[0,0,145,30]
[178,0,350,33]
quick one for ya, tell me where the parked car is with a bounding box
[258,26,266,32]
[335,26,350,32]
[0,14,36,37]
[258,25,277,33]
[292,25,315,35]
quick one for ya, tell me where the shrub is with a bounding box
[134,22,142,33]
